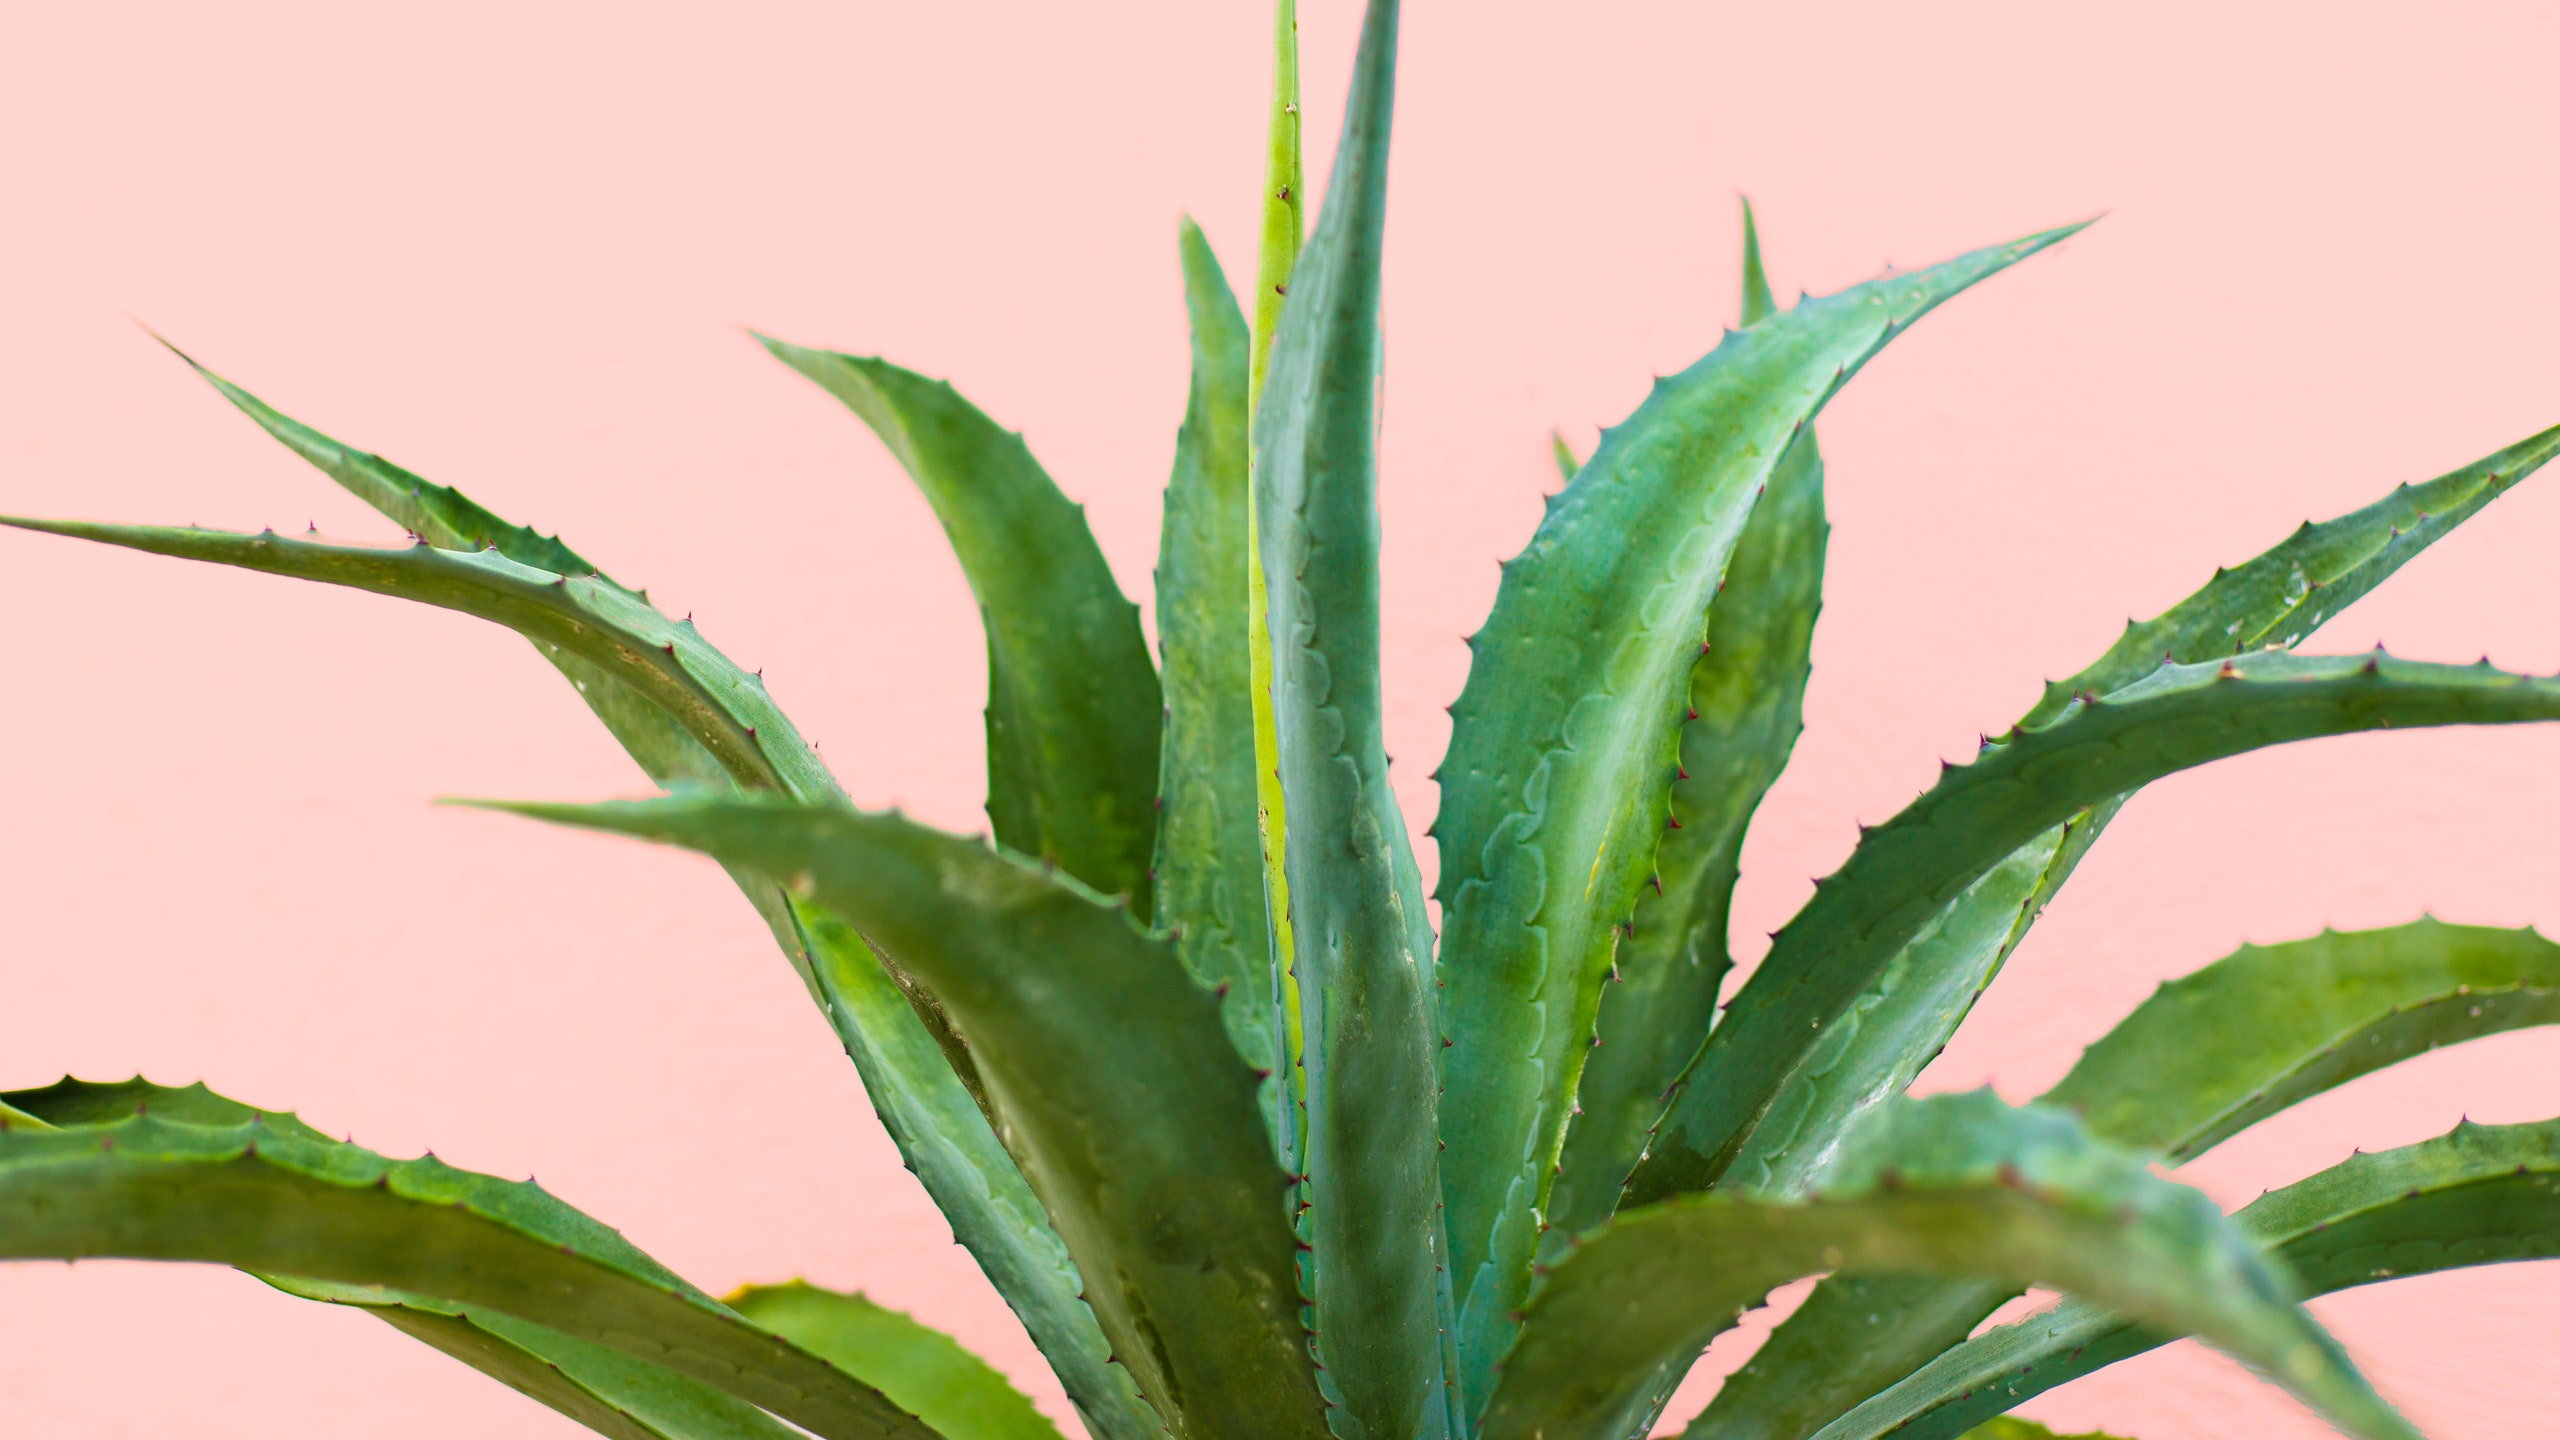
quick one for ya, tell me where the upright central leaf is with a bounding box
[1253,1,1449,1435]
[1431,223,2084,1407]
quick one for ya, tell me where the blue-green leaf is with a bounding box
[760,338,1162,909]
[1253,1,1449,1435]
[1432,220,2087,1410]
[1483,1092,2413,1440]
[488,794,1329,1440]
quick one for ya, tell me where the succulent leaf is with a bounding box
[274,1277,804,1440]
[1624,649,2560,1212]
[2022,420,2560,731]
[0,518,812,790]
[1824,1113,2560,1440]
[488,794,1330,1440]
[1483,1092,2414,1440]
[0,1111,940,1440]
[2050,916,2560,1156]
[1432,219,2086,1408]
[1252,1,1452,1435]
[728,1281,1065,1440]
[759,338,1163,909]
[1547,201,1830,1248]
[1687,429,2560,1440]
[1156,220,1289,1155]
[3,370,1160,1440]
[6,1079,801,1440]
[1724,919,2560,1440]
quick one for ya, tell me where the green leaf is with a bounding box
[759,337,1162,908]
[1825,1113,2560,1440]
[780,905,1160,1440]
[1252,2,1448,1436]
[489,794,1329,1440]
[1737,199,1778,328]
[1480,1092,2415,1440]
[1431,219,2087,1410]
[0,519,802,795]
[272,1277,804,1440]
[2020,421,2560,731]
[6,1079,800,1440]
[1549,432,1580,483]
[1155,219,1287,1154]
[2050,916,2560,1157]
[15,367,1160,1440]
[1685,426,2560,1440]
[1547,201,1829,1248]
[1691,917,2560,1440]
[728,1281,1064,1440]
[1624,648,2560,1212]
[0,1112,940,1440]
[1955,1420,2133,1440]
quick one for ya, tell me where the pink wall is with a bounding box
[5,2,2557,1436]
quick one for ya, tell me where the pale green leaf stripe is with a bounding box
[730,1281,1064,1440]
[760,337,1161,911]
[1482,1092,2415,1440]
[0,1114,939,1440]
[490,795,1330,1440]
[1694,917,2560,1440]
[1687,425,2560,1440]
[18,366,1160,1440]
[1547,200,1829,1248]
[8,1079,798,1440]
[1433,219,2088,1412]
[1624,649,2560,1211]
[1254,0,1447,1436]
[1824,1113,2560,1440]
[1156,219,1287,1151]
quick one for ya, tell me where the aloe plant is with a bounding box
[8,4,2559,1439]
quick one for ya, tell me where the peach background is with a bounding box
[5,2,2559,1436]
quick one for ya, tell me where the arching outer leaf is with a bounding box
[1481,1092,2413,1440]
[2020,421,2560,731]
[1823,1114,2560,1440]
[1548,201,1828,1250]
[1701,918,2560,1440]
[1624,650,2560,1212]
[1155,219,1287,1154]
[7,1079,797,1440]
[0,1115,939,1440]
[1685,427,2560,1440]
[1696,918,2560,1440]
[17,366,1159,1440]
[2048,917,2560,1157]
[272,1278,804,1440]
[1253,1,1447,1436]
[494,796,1329,1440]
[728,1281,1063,1440]
[1430,220,2086,1408]
[760,337,1161,909]
[0,519,795,793]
